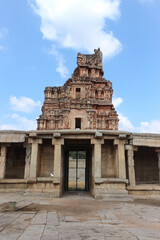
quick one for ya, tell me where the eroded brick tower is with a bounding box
[37,48,118,130]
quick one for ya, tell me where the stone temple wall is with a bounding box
[0,130,160,199]
[37,48,118,131]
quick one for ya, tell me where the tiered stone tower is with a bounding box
[37,48,118,130]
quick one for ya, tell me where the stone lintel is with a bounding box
[29,132,37,138]
[91,138,104,145]
[119,134,126,139]
[52,138,64,145]
[125,145,138,151]
[28,138,42,144]
[114,139,128,145]
[95,131,103,139]
[0,133,25,143]
[53,133,61,139]
[132,138,160,147]
[103,136,116,140]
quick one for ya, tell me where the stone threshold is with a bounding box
[95,178,128,184]
[0,178,54,184]
[37,177,54,183]
[127,184,160,191]
[0,179,27,183]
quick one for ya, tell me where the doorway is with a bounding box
[68,151,86,191]
[64,139,91,192]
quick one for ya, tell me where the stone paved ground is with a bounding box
[0,193,160,240]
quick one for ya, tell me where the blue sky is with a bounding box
[0,0,160,133]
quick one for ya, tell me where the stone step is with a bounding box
[95,190,133,201]
[0,189,25,193]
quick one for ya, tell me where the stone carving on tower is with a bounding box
[37,48,119,130]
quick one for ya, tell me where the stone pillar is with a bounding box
[0,145,7,179]
[91,138,104,179]
[114,138,127,179]
[125,145,138,186]
[28,138,42,180]
[155,148,160,182]
[52,138,64,184]
[24,143,32,179]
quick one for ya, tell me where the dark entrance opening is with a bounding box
[64,139,91,192]
[75,118,81,129]
[76,88,81,98]
[5,144,26,179]
[135,146,159,184]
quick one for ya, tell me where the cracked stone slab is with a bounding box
[18,224,45,240]
[30,211,47,225]
[46,212,59,226]
[0,213,22,230]
[0,213,35,240]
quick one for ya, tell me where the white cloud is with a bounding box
[113,97,123,108]
[0,45,3,51]
[0,114,36,130]
[118,113,135,132]
[12,113,37,130]
[0,124,19,130]
[49,46,69,78]
[32,0,122,58]
[10,96,41,113]
[113,96,160,133]
[138,120,160,133]
[138,0,155,4]
[118,113,160,134]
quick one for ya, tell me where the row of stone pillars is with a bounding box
[93,139,160,185]
[92,138,127,180]
[0,138,127,182]
[26,138,65,183]
[0,138,64,182]
[0,138,129,182]
[2,138,159,186]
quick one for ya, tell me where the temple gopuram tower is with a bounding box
[37,48,118,130]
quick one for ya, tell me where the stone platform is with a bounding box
[0,193,160,239]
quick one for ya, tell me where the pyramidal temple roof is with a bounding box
[37,49,118,130]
